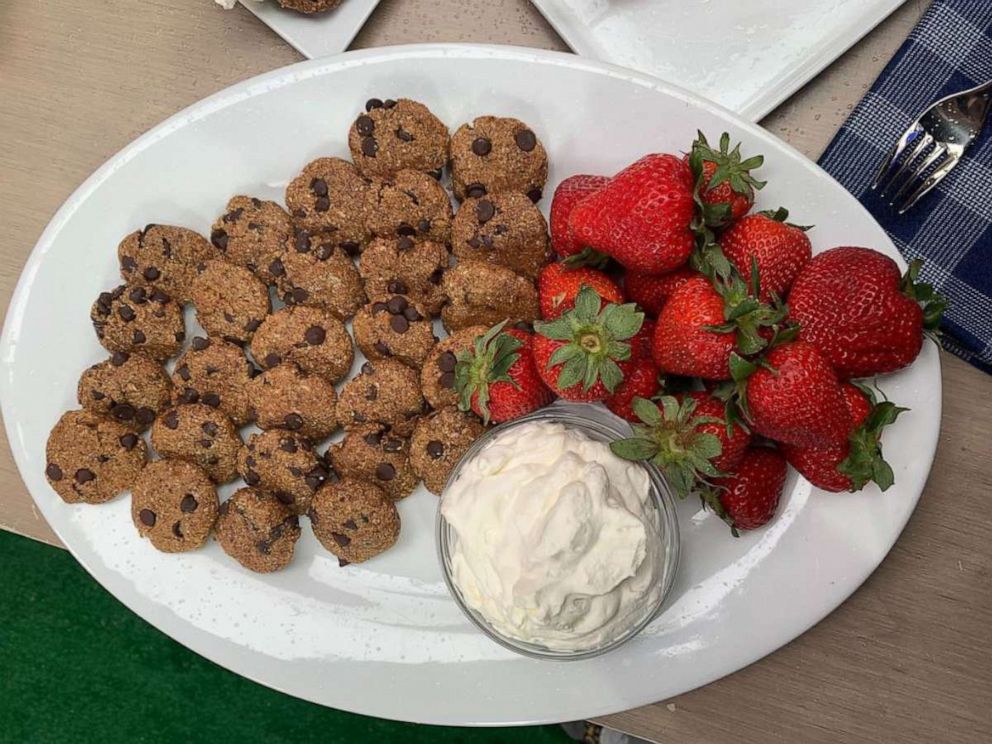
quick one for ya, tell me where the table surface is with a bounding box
[1,1,989,742]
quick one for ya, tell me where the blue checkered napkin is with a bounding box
[818,0,992,374]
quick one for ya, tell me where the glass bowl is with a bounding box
[436,402,681,661]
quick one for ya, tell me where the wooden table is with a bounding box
[1,1,989,742]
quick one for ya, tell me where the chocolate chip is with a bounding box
[331,531,352,547]
[310,178,328,197]
[314,196,330,212]
[244,470,261,486]
[397,222,416,237]
[201,393,221,408]
[288,466,303,477]
[364,431,382,446]
[178,388,199,404]
[437,352,458,373]
[191,336,210,351]
[132,329,146,345]
[118,305,136,322]
[250,197,262,207]
[343,518,358,530]
[361,362,374,375]
[90,389,106,401]
[284,413,303,430]
[111,403,135,421]
[110,351,129,367]
[175,364,191,382]
[395,127,413,142]
[372,302,389,314]
[142,266,161,282]
[302,325,325,346]
[389,314,410,334]
[386,295,408,314]
[292,287,309,303]
[439,371,456,389]
[396,237,414,253]
[527,188,543,203]
[356,115,375,136]
[387,280,408,294]
[383,99,397,108]
[295,230,311,253]
[245,318,262,333]
[121,255,137,273]
[180,494,198,513]
[264,353,281,367]
[223,207,245,224]
[340,241,360,257]
[223,311,235,324]
[375,462,396,481]
[383,438,403,453]
[515,129,537,152]
[256,540,272,555]
[429,268,444,285]
[172,521,184,538]
[45,463,63,481]
[304,466,327,490]
[472,137,492,156]
[162,410,179,429]
[466,236,482,250]
[476,199,495,224]
[136,408,156,426]
[365,386,378,401]
[427,440,445,459]
[118,433,139,451]
[200,422,218,437]
[211,229,228,251]
[269,258,285,277]
[315,243,334,261]
[373,341,391,356]
[279,438,298,453]
[361,136,378,157]
[403,306,422,322]
[365,98,383,111]
[417,218,431,234]
[465,182,487,198]
[272,491,293,505]
[139,509,156,527]
[151,288,170,304]
[75,468,96,484]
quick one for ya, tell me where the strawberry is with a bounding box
[610,393,750,497]
[605,357,661,422]
[625,266,698,317]
[739,340,852,448]
[630,318,655,360]
[719,208,812,302]
[787,248,946,379]
[533,286,644,401]
[550,174,609,259]
[454,322,554,424]
[687,131,765,228]
[705,446,786,533]
[652,275,787,380]
[537,262,624,320]
[568,154,695,274]
[782,383,906,492]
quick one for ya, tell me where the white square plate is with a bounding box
[239,0,381,58]
[529,0,906,120]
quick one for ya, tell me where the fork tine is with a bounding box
[871,124,922,190]
[890,143,947,205]
[897,152,960,214]
[879,132,933,197]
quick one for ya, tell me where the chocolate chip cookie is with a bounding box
[150,404,242,484]
[452,192,550,279]
[309,476,400,565]
[348,98,449,179]
[277,0,342,14]
[118,224,214,304]
[247,362,338,440]
[440,260,539,333]
[171,337,257,426]
[190,260,271,346]
[450,116,548,202]
[420,325,487,410]
[365,169,453,244]
[45,410,148,504]
[238,430,328,515]
[210,195,293,284]
[328,424,418,501]
[359,236,448,316]
[336,359,425,436]
[131,459,219,552]
[276,228,366,319]
[410,406,485,495]
[284,157,371,248]
[215,487,301,573]
[250,305,353,383]
[77,351,173,432]
[352,295,436,369]
[91,284,185,360]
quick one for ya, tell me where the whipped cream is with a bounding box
[441,420,663,652]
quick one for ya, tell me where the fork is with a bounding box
[871,79,992,214]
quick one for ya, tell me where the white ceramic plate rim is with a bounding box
[0,44,941,726]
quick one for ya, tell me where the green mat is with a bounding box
[0,530,570,744]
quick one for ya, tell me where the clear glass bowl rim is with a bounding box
[435,402,682,661]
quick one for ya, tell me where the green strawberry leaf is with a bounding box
[534,317,574,341]
[633,397,663,426]
[599,358,624,393]
[610,437,660,461]
[573,286,602,322]
[729,352,757,382]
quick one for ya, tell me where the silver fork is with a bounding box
[872,79,992,214]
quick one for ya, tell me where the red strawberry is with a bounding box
[550,174,609,258]
[707,447,786,533]
[455,323,554,424]
[533,287,644,401]
[537,262,624,320]
[625,266,698,317]
[653,277,734,380]
[630,318,655,360]
[719,208,812,302]
[610,393,750,497]
[787,248,946,378]
[782,383,906,492]
[743,340,852,448]
[569,154,695,274]
[687,131,765,227]
[605,356,661,422]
